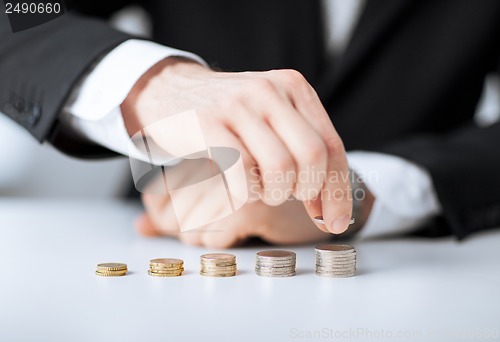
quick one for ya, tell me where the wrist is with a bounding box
[120,57,207,135]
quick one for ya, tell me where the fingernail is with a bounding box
[331,215,351,234]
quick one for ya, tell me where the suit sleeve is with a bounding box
[0,2,134,156]
[376,121,500,239]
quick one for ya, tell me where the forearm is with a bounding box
[0,10,131,143]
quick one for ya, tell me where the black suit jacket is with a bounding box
[1,0,500,239]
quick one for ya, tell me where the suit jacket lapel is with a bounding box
[320,0,414,99]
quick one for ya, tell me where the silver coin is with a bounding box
[315,244,355,254]
[200,272,236,277]
[255,266,295,273]
[316,268,356,273]
[317,262,355,267]
[256,273,295,277]
[201,265,237,270]
[255,261,296,267]
[316,267,356,273]
[316,262,356,267]
[256,265,296,270]
[256,250,296,258]
[314,216,355,225]
[256,271,296,277]
[316,255,356,260]
[315,272,355,278]
[315,250,356,256]
[316,267,356,272]
[256,258,295,264]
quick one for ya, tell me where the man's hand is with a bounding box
[122,57,352,234]
[137,192,333,248]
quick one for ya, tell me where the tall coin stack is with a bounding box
[255,250,296,277]
[315,244,356,277]
[95,263,128,277]
[200,253,237,277]
[148,258,184,277]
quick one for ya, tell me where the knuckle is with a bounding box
[303,140,328,165]
[279,69,308,88]
[247,78,275,93]
[326,135,345,154]
[268,155,295,173]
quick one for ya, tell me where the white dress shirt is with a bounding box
[60,0,442,238]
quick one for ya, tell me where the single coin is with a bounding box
[255,263,296,269]
[316,257,357,263]
[200,268,238,274]
[316,253,356,259]
[316,267,356,273]
[201,265,237,271]
[149,264,184,270]
[149,268,184,274]
[95,271,128,276]
[150,258,183,267]
[255,269,295,276]
[314,216,355,225]
[201,262,236,268]
[96,263,128,271]
[148,270,182,277]
[200,271,236,277]
[256,271,296,277]
[315,265,356,271]
[315,244,355,254]
[256,250,296,260]
[315,267,356,273]
[201,253,236,265]
[315,271,356,278]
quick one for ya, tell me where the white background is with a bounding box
[1,200,499,342]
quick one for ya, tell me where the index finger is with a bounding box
[267,70,353,233]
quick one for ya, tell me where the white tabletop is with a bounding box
[1,199,499,342]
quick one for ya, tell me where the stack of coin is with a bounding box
[315,244,356,277]
[200,253,237,277]
[255,250,296,277]
[95,263,128,277]
[148,258,184,277]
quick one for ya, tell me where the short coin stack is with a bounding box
[200,253,237,277]
[148,258,184,277]
[255,250,296,277]
[315,244,356,277]
[95,263,128,277]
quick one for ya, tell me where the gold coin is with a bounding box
[200,253,236,265]
[149,265,184,270]
[149,267,184,273]
[200,265,237,271]
[200,271,236,277]
[96,263,128,271]
[148,270,182,277]
[149,269,184,275]
[95,270,127,277]
[150,258,184,267]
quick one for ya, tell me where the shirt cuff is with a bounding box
[60,39,207,160]
[347,151,442,238]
